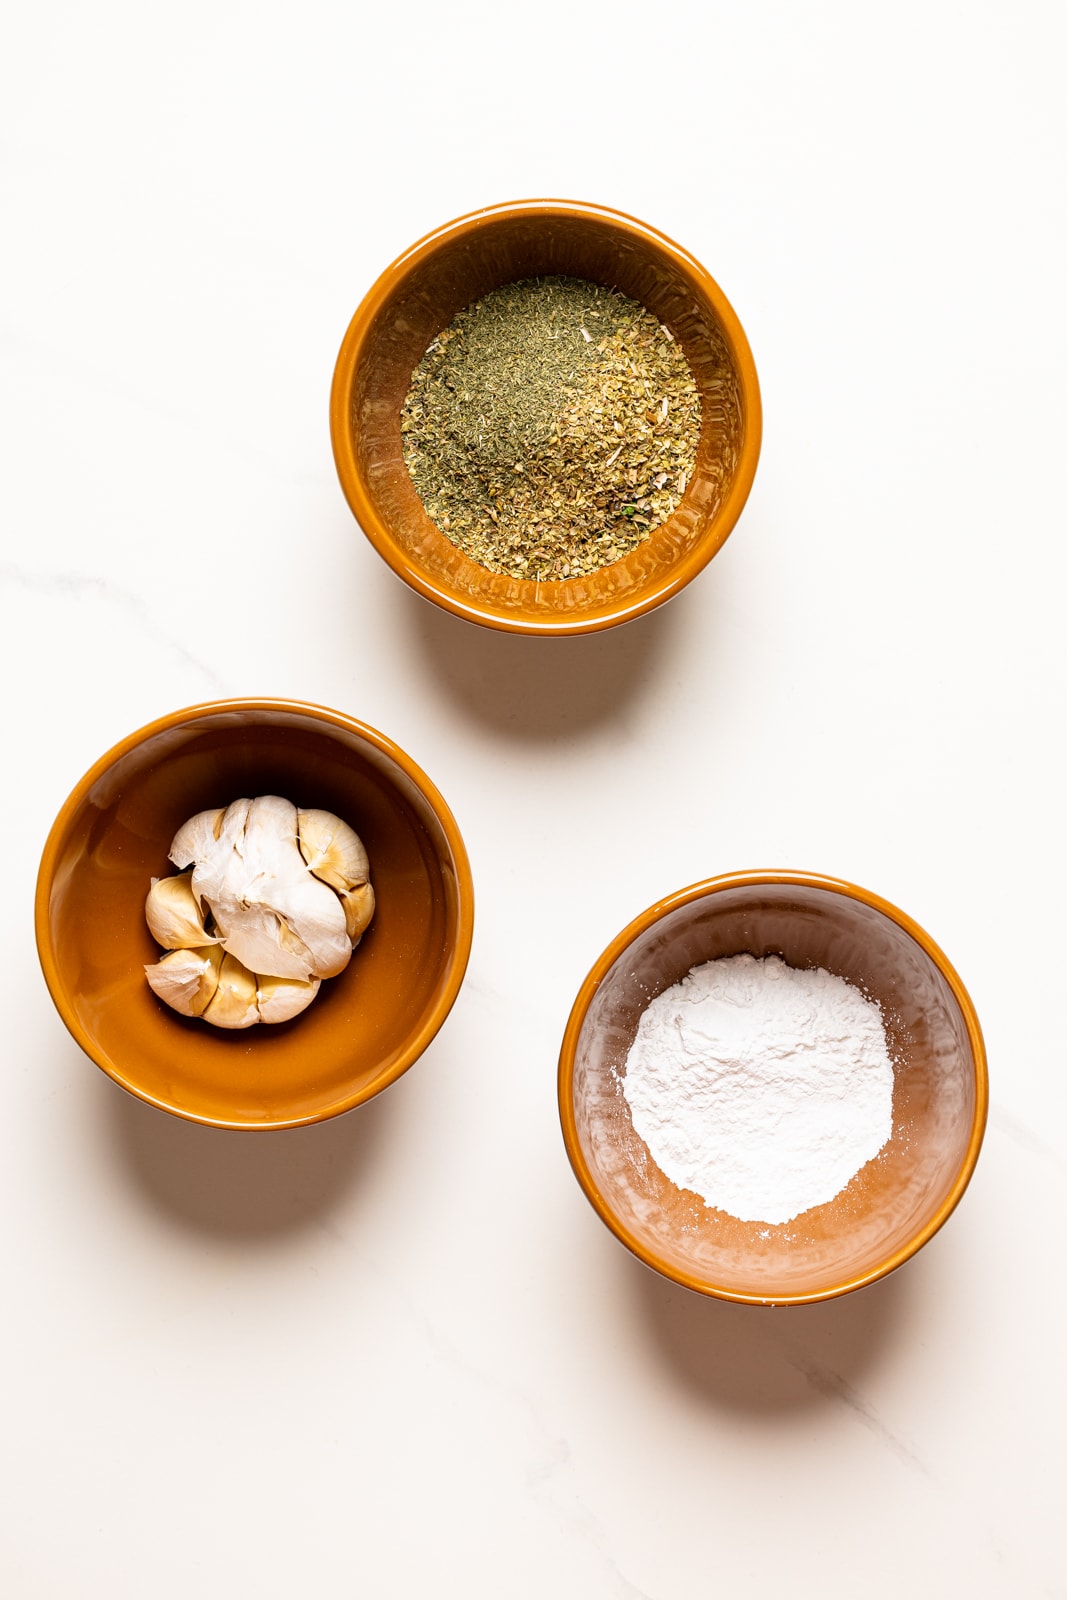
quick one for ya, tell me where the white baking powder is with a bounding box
[622,954,894,1225]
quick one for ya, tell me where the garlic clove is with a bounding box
[169,806,227,870]
[145,872,217,950]
[145,945,223,1018]
[256,973,321,1025]
[297,808,371,895]
[340,882,376,943]
[202,952,260,1029]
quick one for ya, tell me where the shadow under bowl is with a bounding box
[330,198,761,636]
[36,700,474,1130]
[558,871,987,1306]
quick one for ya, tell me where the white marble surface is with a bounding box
[4,3,1065,1595]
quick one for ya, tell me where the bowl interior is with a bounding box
[567,881,982,1302]
[40,708,469,1128]
[333,204,755,629]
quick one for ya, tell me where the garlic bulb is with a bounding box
[145,796,373,1028]
[174,795,351,982]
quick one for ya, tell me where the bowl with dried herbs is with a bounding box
[331,199,761,635]
[35,699,474,1129]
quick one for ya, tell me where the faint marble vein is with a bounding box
[0,319,327,485]
[452,973,505,1010]
[0,562,229,691]
[410,1306,654,1598]
[989,1104,1065,1171]
[782,1347,929,1475]
[784,1341,1061,1590]
[608,1569,655,1600]
[315,1229,655,1598]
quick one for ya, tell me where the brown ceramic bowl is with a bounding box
[35,700,474,1130]
[558,871,987,1306]
[330,199,761,635]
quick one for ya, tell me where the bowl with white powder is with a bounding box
[558,871,987,1306]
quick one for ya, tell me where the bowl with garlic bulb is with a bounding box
[36,700,474,1129]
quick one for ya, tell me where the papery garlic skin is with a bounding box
[256,973,321,1024]
[145,945,223,1017]
[240,796,350,977]
[179,796,352,982]
[145,872,217,950]
[169,807,225,871]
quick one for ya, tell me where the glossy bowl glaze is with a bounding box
[36,700,474,1130]
[330,199,761,635]
[559,871,987,1306]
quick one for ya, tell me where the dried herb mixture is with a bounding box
[400,276,701,580]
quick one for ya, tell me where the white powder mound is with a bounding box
[622,954,895,1225]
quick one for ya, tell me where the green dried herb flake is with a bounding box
[400,276,701,581]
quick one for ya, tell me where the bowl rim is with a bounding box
[34,696,476,1131]
[557,868,988,1307]
[329,196,763,637]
